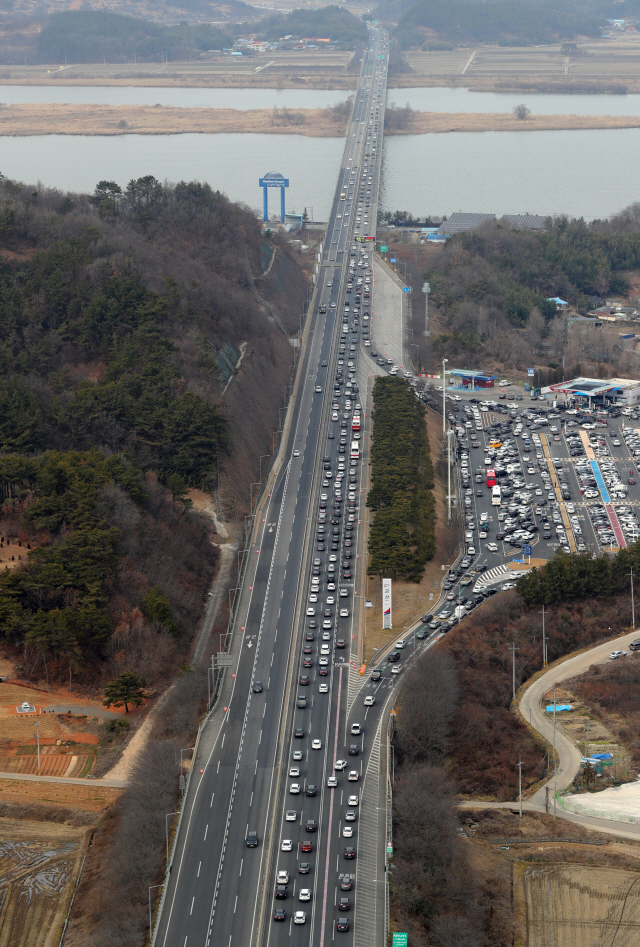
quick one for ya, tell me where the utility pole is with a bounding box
[442,358,448,433]
[509,642,518,702]
[541,604,547,667]
[552,684,557,775]
[35,717,41,775]
[447,429,452,522]
[630,568,635,630]
[584,719,590,760]
[422,280,430,337]
[518,756,523,817]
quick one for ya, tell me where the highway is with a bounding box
[153,26,390,947]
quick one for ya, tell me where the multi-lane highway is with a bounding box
[153,25,390,947]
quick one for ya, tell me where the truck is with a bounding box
[350,441,359,459]
[454,605,468,621]
[492,484,502,506]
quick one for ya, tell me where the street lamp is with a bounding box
[259,454,270,482]
[149,884,163,939]
[442,358,448,433]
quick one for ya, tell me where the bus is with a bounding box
[486,468,496,488]
[350,441,359,459]
[491,485,501,506]
[352,415,361,431]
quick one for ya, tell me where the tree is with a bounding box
[166,472,191,505]
[103,671,146,713]
[513,103,531,121]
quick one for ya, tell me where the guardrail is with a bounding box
[149,284,316,947]
[555,792,640,824]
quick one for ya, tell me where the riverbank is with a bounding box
[3,102,640,136]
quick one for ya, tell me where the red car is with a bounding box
[301,840,313,853]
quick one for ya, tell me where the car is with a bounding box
[609,650,627,660]
[337,917,349,932]
[294,728,304,738]
[328,775,338,787]
[292,750,303,761]
[395,639,406,649]
[421,613,433,623]
[348,794,359,807]
[246,830,258,847]
[253,681,263,693]
[281,839,293,851]
[339,897,351,911]
[286,809,297,821]
[344,847,356,859]
[319,682,329,693]
[343,825,353,837]
[306,784,317,796]
[340,878,353,891]
[290,783,300,794]
[391,665,401,675]
[277,870,289,885]
[289,766,300,777]
[305,820,317,832]
[340,608,349,617]
[293,449,300,457]
[294,911,306,925]
[274,909,286,921]
[364,695,375,706]
[334,759,347,771]
[486,542,498,552]
[348,770,359,781]
[350,723,362,735]
[312,738,322,750]
[315,386,322,393]
[299,889,311,902]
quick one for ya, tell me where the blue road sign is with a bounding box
[528,368,535,376]
[522,544,532,555]
[403,287,411,293]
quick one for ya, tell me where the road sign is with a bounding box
[403,287,411,293]
[522,544,532,555]
[528,368,535,376]
[390,257,396,263]
[392,935,408,947]
[380,245,389,252]
[387,845,393,854]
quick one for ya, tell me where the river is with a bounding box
[3,127,640,220]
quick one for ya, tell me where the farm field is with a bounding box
[0,817,90,947]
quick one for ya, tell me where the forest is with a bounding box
[0,171,300,689]
[425,206,640,374]
[366,377,436,581]
[258,6,368,45]
[36,10,232,63]
[391,0,605,47]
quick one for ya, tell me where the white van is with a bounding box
[499,379,509,388]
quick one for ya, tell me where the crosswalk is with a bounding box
[473,562,534,592]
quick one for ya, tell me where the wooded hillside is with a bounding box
[0,173,306,689]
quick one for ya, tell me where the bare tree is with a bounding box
[512,104,531,121]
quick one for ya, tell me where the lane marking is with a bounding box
[319,667,343,947]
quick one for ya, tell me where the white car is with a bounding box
[312,739,322,750]
[348,794,359,806]
[290,783,300,794]
[293,449,300,457]
[277,870,289,884]
[281,839,293,851]
[334,759,347,771]
[391,665,401,675]
[609,650,627,660]
[348,770,359,781]
[319,683,329,693]
[286,809,297,821]
[328,776,338,787]
[289,766,300,777]
[486,542,498,552]
[306,607,316,616]
[364,695,375,706]
[299,889,311,901]
[315,386,322,393]
[343,826,354,837]
[340,608,349,617]
[294,912,306,925]
[395,639,406,649]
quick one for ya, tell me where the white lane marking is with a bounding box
[204,825,208,841]
[190,897,195,915]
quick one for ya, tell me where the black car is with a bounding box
[246,830,258,847]
[339,897,351,911]
[305,631,315,640]
[349,745,359,756]
[337,918,349,932]
[299,862,310,873]
[306,784,317,796]
[274,909,286,921]
[275,886,288,899]
[306,820,317,832]
[253,681,263,693]
[294,728,304,738]
[416,630,428,639]
[421,613,433,623]
[344,847,356,859]
[299,675,310,685]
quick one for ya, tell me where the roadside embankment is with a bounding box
[3,102,640,136]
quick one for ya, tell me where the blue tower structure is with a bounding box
[259,172,289,223]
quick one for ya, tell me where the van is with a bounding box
[246,831,259,847]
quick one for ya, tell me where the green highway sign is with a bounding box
[380,245,389,252]
[392,935,408,947]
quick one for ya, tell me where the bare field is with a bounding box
[0,817,90,947]
[2,102,639,138]
[0,779,121,812]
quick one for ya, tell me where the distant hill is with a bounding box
[36,10,233,63]
[393,0,605,48]
[258,5,368,46]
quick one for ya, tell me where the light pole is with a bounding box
[442,358,448,433]
[250,482,260,515]
[518,757,524,817]
[180,746,195,776]
[630,568,636,630]
[259,454,270,482]
[447,428,452,522]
